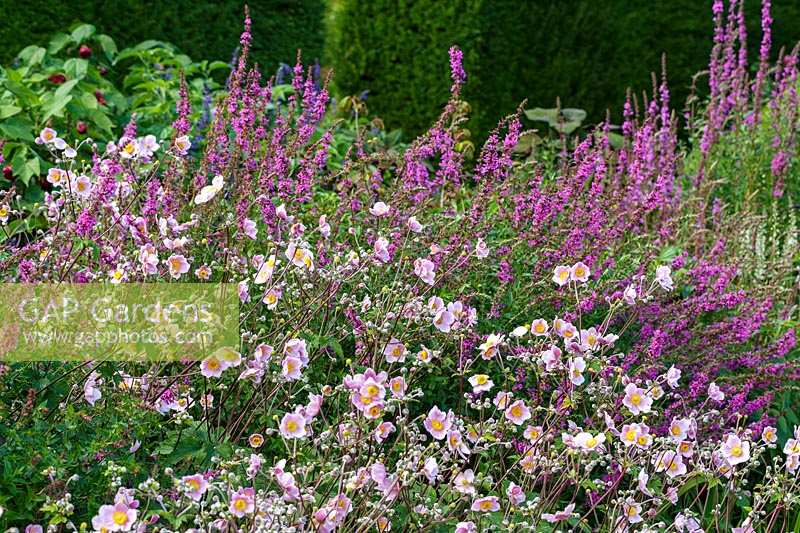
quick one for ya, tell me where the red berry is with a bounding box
[76,122,88,134]
[79,45,92,58]
[99,66,108,76]
[2,165,12,180]
[94,90,106,105]
[48,73,67,85]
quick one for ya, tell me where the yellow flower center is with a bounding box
[431,419,444,431]
[624,430,637,442]
[112,511,128,525]
[586,437,597,448]
[630,394,641,405]
[285,420,298,433]
[234,498,247,511]
[731,445,743,457]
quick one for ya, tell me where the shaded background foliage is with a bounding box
[326,0,800,137]
[3,0,800,137]
[0,0,326,74]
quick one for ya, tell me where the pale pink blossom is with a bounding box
[552,265,570,286]
[369,201,390,216]
[181,474,208,501]
[229,487,255,517]
[468,374,493,394]
[719,434,750,466]
[570,261,590,282]
[280,412,307,439]
[471,496,500,512]
[407,216,423,233]
[423,406,451,440]
[504,400,532,425]
[413,257,436,285]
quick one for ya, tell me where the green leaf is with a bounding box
[54,78,79,100]
[0,105,22,119]
[17,46,46,66]
[62,59,88,80]
[95,34,118,57]
[328,338,344,359]
[658,246,682,263]
[88,109,114,134]
[175,54,193,67]
[0,116,34,141]
[562,108,587,123]
[3,77,39,106]
[79,92,99,110]
[524,107,559,124]
[41,93,73,122]
[48,33,72,55]
[71,24,96,44]
[208,60,231,72]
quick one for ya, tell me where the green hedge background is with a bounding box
[2,0,800,138]
[326,0,800,137]
[0,0,326,75]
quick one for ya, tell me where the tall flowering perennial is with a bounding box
[0,3,798,530]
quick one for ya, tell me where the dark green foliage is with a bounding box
[327,0,800,137]
[326,0,483,136]
[0,0,326,75]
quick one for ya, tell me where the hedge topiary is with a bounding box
[325,0,483,136]
[0,0,326,75]
[326,0,800,138]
